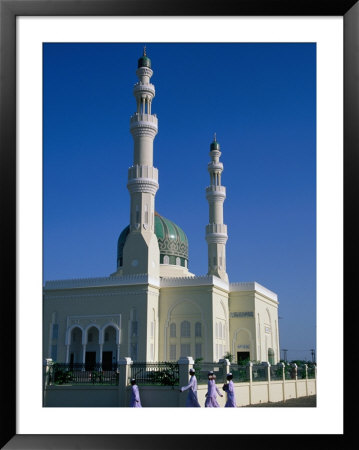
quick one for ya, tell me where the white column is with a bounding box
[65,345,70,364]
[116,345,121,366]
[99,344,103,364]
[82,344,87,364]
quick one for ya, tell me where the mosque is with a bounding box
[43,50,280,368]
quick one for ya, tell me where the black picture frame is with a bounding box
[1,0,356,448]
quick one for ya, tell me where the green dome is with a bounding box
[138,55,151,69]
[210,139,220,151]
[117,213,188,269]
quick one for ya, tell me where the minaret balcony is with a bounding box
[130,113,158,138]
[127,165,159,195]
[133,82,155,98]
[206,185,226,200]
[208,161,223,171]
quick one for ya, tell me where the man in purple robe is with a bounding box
[129,378,142,407]
[179,368,201,407]
[223,372,237,407]
[205,372,223,407]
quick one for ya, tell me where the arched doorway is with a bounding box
[102,325,117,370]
[69,326,83,364]
[85,326,100,369]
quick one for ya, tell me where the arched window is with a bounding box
[195,322,202,337]
[181,321,190,337]
[164,255,169,264]
[170,323,176,338]
[176,257,181,266]
[268,348,275,365]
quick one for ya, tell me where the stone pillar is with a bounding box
[291,363,298,398]
[261,362,271,402]
[304,364,308,396]
[219,358,231,383]
[247,361,253,405]
[44,358,53,387]
[278,362,285,402]
[178,356,194,407]
[118,357,133,407]
[43,358,53,407]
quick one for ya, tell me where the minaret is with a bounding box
[206,135,229,282]
[122,48,160,277]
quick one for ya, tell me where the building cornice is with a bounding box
[160,274,229,292]
[230,281,278,302]
[43,274,161,291]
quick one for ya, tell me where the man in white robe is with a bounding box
[179,368,201,407]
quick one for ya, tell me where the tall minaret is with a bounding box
[206,135,229,282]
[122,48,160,277]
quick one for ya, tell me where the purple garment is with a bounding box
[130,384,142,407]
[205,379,222,407]
[180,375,201,407]
[223,380,236,407]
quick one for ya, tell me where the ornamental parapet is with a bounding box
[128,165,158,183]
[136,67,153,79]
[127,177,159,195]
[206,185,226,200]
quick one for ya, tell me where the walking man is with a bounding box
[179,368,201,407]
[222,372,237,407]
[129,378,142,407]
[205,371,223,407]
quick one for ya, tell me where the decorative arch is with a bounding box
[100,323,121,344]
[65,324,83,345]
[164,298,207,361]
[83,323,101,345]
[232,327,254,360]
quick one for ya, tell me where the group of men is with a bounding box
[129,368,237,408]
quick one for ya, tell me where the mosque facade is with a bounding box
[43,50,280,368]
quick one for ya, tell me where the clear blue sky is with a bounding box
[43,43,316,362]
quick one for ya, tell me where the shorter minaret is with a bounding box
[206,135,229,282]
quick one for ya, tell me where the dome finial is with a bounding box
[143,45,147,57]
[210,133,220,150]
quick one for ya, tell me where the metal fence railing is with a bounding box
[229,364,250,383]
[269,364,284,381]
[251,364,267,382]
[48,363,119,385]
[307,365,316,379]
[130,362,179,386]
[193,361,225,384]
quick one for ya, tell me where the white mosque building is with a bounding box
[43,50,280,368]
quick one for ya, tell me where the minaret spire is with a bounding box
[122,49,160,276]
[205,135,229,282]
